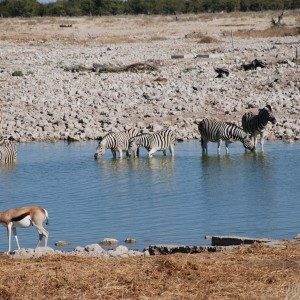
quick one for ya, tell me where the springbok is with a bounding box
[0,206,49,254]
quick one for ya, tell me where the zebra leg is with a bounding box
[253,135,258,150]
[217,140,222,154]
[148,148,156,157]
[225,140,230,154]
[260,132,265,151]
[201,138,208,153]
[118,149,123,159]
[169,145,175,156]
[163,150,166,156]
[111,149,117,158]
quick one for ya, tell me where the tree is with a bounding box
[80,0,95,15]
[5,0,39,17]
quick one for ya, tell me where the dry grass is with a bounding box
[233,26,300,38]
[0,243,300,299]
[0,11,299,46]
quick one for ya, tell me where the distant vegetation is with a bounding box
[0,0,300,17]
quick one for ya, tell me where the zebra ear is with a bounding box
[97,136,103,142]
[266,104,272,111]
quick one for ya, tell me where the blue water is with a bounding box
[0,140,299,252]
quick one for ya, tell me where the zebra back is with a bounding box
[0,136,17,163]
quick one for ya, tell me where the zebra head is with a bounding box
[242,136,255,151]
[94,138,106,159]
[0,135,15,144]
[128,138,138,157]
[261,105,276,125]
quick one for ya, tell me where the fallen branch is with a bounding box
[93,62,158,73]
[64,62,159,73]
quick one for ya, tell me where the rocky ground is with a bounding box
[0,11,300,143]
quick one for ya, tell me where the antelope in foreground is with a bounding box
[0,206,49,254]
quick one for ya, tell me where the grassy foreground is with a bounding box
[0,243,299,299]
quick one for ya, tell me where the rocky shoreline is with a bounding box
[8,234,300,259]
[0,15,300,144]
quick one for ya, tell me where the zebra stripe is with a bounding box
[0,136,17,163]
[94,129,140,159]
[198,118,255,154]
[242,105,276,150]
[128,129,176,157]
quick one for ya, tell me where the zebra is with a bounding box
[242,104,276,150]
[128,129,176,157]
[198,118,255,154]
[0,135,17,164]
[94,129,140,159]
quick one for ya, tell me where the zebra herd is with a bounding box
[0,105,276,164]
[94,105,277,158]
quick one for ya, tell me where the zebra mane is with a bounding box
[133,133,150,139]
[225,121,238,127]
[242,111,254,120]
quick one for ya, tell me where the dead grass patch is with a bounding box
[233,26,300,38]
[0,243,300,299]
[185,31,219,43]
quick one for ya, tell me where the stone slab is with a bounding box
[205,235,272,246]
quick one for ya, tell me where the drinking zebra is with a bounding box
[0,135,17,163]
[128,129,176,157]
[198,118,255,154]
[94,129,140,159]
[242,104,276,150]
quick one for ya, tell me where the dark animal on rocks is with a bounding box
[214,67,229,78]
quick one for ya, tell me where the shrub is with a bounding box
[12,71,24,77]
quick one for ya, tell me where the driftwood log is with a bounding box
[92,62,158,73]
[242,59,267,71]
[64,62,159,73]
[64,65,93,73]
[59,24,72,28]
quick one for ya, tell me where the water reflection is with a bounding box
[96,156,175,175]
[0,162,17,170]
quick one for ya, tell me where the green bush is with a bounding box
[12,71,24,77]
